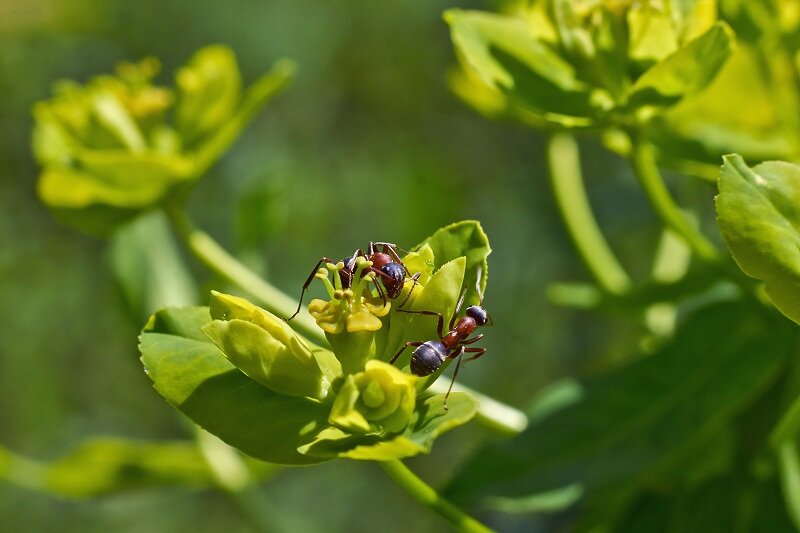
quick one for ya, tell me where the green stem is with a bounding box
[166,207,324,344]
[629,140,719,262]
[379,460,494,533]
[778,442,800,530]
[546,133,631,295]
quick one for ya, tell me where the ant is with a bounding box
[286,242,422,321]
[389,268,491,409]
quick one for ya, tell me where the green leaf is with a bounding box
[175,45,242,145]
[627,22,735,109]
[139,306,332,465]
[415,219,491,307]
[445,302,793,503]
[446,9,595,127]
[299,392,477,460]
[44,439,217,498]
[717,155,800,324]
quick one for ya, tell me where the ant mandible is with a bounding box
[285,242,422,321]
[389,268,491,409]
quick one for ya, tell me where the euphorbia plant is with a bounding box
[443,0,800,529]
[139,222,490,464]
[32,45,294,234]
[22,43,520,532]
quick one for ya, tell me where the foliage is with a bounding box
[9,0,800,531]
[444,0,800,530]
[31,45,294,234]
[139,221,490,465]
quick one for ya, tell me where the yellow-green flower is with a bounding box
[32,45,294,234]
[329,361,418,434]
[308,257,391,334]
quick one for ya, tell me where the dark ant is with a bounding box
[286,242,422,321]
[389,268,490,409]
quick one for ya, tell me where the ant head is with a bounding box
[380,262,405,297]
[341,255,357,271]
[465,305,489,326]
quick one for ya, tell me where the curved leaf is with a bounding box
[139,306,331,465]
[415,219,491,306]
[627,22,734,109]
[446,9,595,126]
[717,155,800,324]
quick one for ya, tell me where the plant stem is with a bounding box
[629,140,719,262]
[778,442,800,530]
[379,460,494,533]
[166,207,324,344]
[546,133,631,295]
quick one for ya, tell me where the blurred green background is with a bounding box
[0,0,674,530]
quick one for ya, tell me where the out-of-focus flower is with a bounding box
[32,45,295,234]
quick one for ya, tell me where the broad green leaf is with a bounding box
[44,439,218,498]
[626,22,734,109]
[717,155,800,324]
[0,438,277,499]
[415,219,491,306]
[139,306,331,465]
[298,392,477,460]
[446,9,596,127]
[445,302,793,503]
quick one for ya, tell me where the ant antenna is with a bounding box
[475,266,484,305]
[475,266,494,325]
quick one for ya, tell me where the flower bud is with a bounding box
[202,291,341,400]
[328,361,418,434]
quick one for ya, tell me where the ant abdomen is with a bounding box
[410,341,447,376]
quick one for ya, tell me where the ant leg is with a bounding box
[461,334,484,345]
[444,346,465,411]
[286,257,336,321]
[463,347,487,362]
[449,287,468,330]
[377,243,409,271]
[371,273,388,309]
[396,272,421,310]
[389,341,423,365]
[397,309,445,338]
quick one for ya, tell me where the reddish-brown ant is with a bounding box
[389,268,491,409]
[285,242,422,321]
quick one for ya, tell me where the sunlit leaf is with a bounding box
[717,155,800,324]
[446,9,595,127]
[627,22,734,109]
[139,306,331,465]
